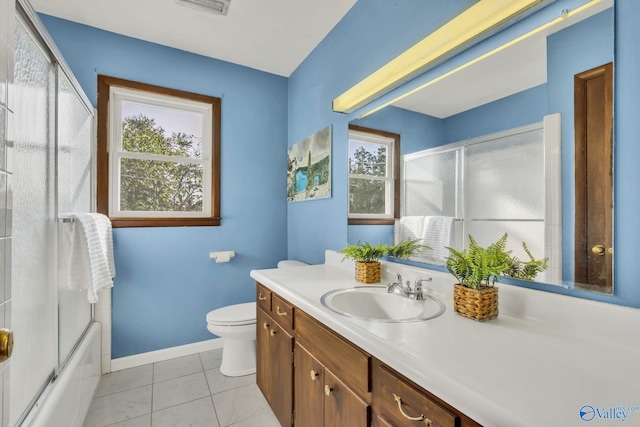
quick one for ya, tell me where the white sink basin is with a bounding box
[320,286,445,322]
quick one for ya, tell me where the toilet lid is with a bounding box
[207,302,257,326]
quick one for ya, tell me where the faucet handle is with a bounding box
[415,277,432,286]
[414,277,432,292]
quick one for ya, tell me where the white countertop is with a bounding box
[250,251,640,427]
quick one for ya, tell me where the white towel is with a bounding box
[422,216,455,265]
[394,216,426,245]
[61,213,116,303]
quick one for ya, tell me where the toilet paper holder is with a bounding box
[209,250,236,263]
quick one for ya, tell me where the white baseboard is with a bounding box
[110,338,224,372]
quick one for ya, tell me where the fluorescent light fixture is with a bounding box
[360,0,609,119]
[332,0,553,114]
[174,0,231,15]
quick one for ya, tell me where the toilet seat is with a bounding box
[207,302,256,326]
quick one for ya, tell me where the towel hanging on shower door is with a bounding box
[60,213,116,303]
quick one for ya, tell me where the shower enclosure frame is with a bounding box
[12,0,97,425]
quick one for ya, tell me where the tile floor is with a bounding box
[83,349,280,427]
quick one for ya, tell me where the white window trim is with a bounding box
[108,86,213,218]
[348,129,395,219]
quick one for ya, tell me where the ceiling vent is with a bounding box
[174,0,231,16]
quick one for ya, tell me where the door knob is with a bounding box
[0,329,13,362]
[592,245,606,256]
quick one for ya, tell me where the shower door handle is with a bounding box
[0,329,13,362]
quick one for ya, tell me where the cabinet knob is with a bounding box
[262,322,269,330]
[393,393,431,424]
[258,293,267,301]
[270,329,277,337]
[310,370,319,381]
[276,306,288,316]
[324,385,332,397]
[0,329,13,362]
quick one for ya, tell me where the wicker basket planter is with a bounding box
[453,284,499,321]
[355,261,381,284]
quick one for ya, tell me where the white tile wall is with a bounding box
[0,1,14,426]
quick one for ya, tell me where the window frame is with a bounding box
[97,75,221,228]
[347,125,400,225]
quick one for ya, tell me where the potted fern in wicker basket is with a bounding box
[446,234,547,321]
[340,239,427,284]
[339,242,388,283]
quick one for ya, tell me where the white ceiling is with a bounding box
[29,0,357,77]
[392,35,548,119]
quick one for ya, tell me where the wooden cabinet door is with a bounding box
[294,343,324,427]
[324,368,370,427]
[271,319,294,427]
[372,414,396,427]
[256,307,272,405]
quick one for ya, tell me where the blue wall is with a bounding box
[40,15,289,358]
[444,84,548,143]
[290,0,640,308]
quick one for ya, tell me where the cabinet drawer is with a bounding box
[256,283,272,312]
[295,310,370,399]
[374,365,458,427]
[272,293,294,332]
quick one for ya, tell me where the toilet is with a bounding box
[206,259,308,377]
[206,302,257,376]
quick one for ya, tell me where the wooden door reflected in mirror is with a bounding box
[574,62,613,292]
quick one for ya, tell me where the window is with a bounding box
[97,76,221,227]
[347,125,400,225]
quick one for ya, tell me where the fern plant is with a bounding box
[339,242,389,263]
[504,242,549,280]
[386,238,430,259]
[445,234,512,289]
[446,234,549,289]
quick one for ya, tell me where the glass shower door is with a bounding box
[11,17,57,425]
[57,69,93,368]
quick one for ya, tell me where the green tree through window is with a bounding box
[349,145,387,214]
[120,114,204,212]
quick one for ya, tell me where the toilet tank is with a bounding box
[277,260,308,268]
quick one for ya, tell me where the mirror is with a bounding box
[347,1,614,294]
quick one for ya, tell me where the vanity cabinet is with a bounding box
[256,283,294,427]
[294,310,371,427]
[256,283,481,427]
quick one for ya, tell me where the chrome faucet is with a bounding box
[386,271,432,300]
[386,270,411,297]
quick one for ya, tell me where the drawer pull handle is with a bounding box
[262,322,269,330]
[258,293,267,301]
[393,393,431,425]
[324,385,333,396]
[310,370,319,381]
[270,329,277,337]
[276,306,288,316]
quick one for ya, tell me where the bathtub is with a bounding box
[23,322,101,427]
